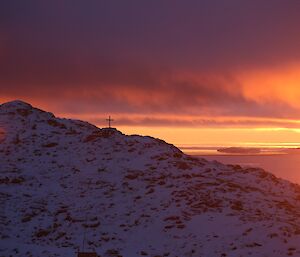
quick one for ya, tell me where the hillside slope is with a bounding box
[1,101,300,257]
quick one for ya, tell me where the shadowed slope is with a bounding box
[1,101,300,257]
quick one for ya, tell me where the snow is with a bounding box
[1,100,300,257]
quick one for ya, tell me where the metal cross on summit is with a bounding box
[106,116,114,128]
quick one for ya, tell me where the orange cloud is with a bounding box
[238,63,300,109]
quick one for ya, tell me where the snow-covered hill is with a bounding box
[1,100,300,257]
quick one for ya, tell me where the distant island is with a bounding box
[217,147,261,154]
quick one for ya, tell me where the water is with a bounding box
[180,146,300,185]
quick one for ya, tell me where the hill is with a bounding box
[1,101,300,257]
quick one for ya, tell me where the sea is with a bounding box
[179,144,300,185]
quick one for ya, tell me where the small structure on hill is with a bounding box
[106,116,114,128]
[77,252,98,257]
[76,180,98,257]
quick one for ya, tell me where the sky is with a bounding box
[1,1,300,146]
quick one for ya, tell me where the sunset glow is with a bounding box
[4,2,300,256]
[1,1,300,147]
[239,64,300,110]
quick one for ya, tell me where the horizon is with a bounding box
[2,99,300,149]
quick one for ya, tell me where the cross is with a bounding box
[106,116,114,128]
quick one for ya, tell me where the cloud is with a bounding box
[78,114,300,129]
[1,59,300,126]
[1,1,300,128]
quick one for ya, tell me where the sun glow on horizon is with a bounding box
[117,126,300,148]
